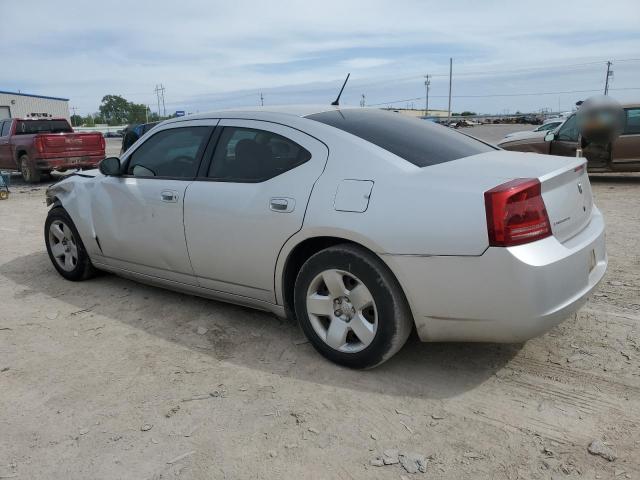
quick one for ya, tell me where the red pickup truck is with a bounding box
[0,117,105,182]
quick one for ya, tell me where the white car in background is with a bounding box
[499,119,565,144]
[44,106,607,368]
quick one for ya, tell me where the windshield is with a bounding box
[306,109,495,167]
[15,119,73,135]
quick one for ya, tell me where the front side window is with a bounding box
[306,109,495,168]
[208,127,311,182]
[624,108,640,135]
[555,114,579,142]
[126,126,211,178]
[536,122,560,132]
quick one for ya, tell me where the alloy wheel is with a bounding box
[306,269,378,353]
[48,220,79,272]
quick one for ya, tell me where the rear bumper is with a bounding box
[35,154,104,171]
[384,207,607,342]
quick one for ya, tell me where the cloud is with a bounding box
[1,0,639,114]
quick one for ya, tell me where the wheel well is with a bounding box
[281,236,378,320]
[16,150,27,162]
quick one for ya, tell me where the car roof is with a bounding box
[166,104,360,122]
[10,117,69,121]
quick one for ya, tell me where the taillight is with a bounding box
[99,136,105,151]
[35,137,44,153]
[484,178,551,247]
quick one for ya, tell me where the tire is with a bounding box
[294,244,413,369]
[19,154,40,183]
[44,207,96,281]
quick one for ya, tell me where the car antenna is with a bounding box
[331,73,351,106]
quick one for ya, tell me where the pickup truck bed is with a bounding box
[0,118,105,182]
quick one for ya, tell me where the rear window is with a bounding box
[15,120,72,135]
[306,109,495,167]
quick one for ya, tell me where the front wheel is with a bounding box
[294,244,413,369]
[44,208,96,281]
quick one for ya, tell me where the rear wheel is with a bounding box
[294,244,413,369]
[19,154,40,183]
[44,208,96,281]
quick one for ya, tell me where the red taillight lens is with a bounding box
[484,178,551,247]
[99,135,105,151]
[35,137,44,153]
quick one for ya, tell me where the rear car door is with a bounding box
[90,121,215,284]
[611,107,640,165]
[183,119,328,302]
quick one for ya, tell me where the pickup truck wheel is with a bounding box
[19,154,40,183]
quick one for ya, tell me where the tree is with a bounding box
[99,95,131,125]
[127,103,149,124]
[460,111,477,116]
[70,114,83,127]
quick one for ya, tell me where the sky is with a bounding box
[1,0,639,116]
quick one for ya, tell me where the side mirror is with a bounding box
[544,132,555,142]
[99,157,121,176]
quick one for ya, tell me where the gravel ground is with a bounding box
[1,125,639,479]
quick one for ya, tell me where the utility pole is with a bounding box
[604,61,613,95]
[71,106,78,126]
[360,94,365,107]
[447,58,453,123]
[154,85,161,118]
[154,84,166,117]
[424,74,431,117]
[160,84,166,117]
[260,93,264,106]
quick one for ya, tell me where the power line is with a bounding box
[366,87,640,107]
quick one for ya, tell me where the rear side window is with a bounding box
[306,109,494,167]
[624,108,640,135]
[0,121,11,137]
[15,120,72,134]
[126,126,211,178]
[208,127,311,182]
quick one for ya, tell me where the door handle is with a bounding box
[269,197,295,213]
[161,190,178,202]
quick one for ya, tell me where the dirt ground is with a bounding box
[1,125,639,479]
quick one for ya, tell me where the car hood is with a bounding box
[501,130,546,142]
[74,168,102,178]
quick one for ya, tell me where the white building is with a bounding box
[0,90,70,120]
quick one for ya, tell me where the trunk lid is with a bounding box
[540,162,592,243]
[427,150,593,244]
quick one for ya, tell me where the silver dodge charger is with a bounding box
[45,106,607,368]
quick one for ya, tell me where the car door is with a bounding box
[549,114,579,157]
[183,119,328,302]
[0,120,13,169]
[611,107,640,165]
[90,120,215,285]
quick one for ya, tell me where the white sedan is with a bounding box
[44,106,607,368]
